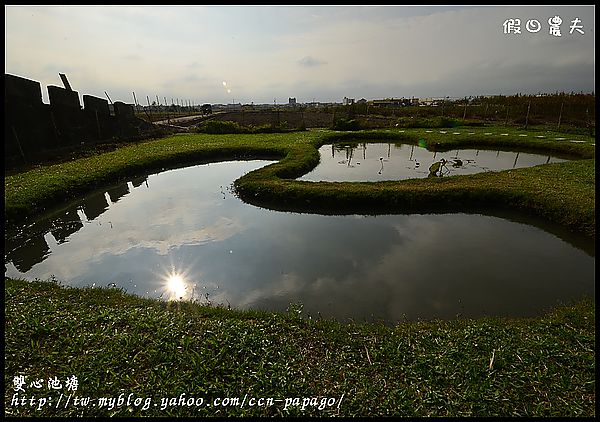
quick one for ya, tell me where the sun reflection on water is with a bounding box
[163,269,192,301]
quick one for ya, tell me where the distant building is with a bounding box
[288,97,297,107]
[370,97,419,108]
[343,96,355,106]
[226,102,242,111]
[419,98,445,106]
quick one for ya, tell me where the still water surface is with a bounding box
[299,143,569,182]
[5,160,594,323]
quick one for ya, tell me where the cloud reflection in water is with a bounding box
[4,160,595,323]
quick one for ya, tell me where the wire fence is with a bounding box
[336,94,595,132]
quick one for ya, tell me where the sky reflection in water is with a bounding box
[299,143,569,182]
[5,159,594,323]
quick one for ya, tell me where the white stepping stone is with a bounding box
[468,132,475,135]
[554,137,566,140]
[425,130,433,133]
[484,132,492,135]
[569,140,586,143]
[535,135,545,138]
[453,132,461,135]
[519,134,528,137]
[439,131,447,134]
[501,133,509,136]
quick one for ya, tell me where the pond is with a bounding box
[5,159,594,324]
[299,143,570,181]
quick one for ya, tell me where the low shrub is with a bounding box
[197,120,247,134]
[332,118,362,131]
[396,116,463,128]
[196,120,304,134]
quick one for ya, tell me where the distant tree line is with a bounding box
[326,93,595,132]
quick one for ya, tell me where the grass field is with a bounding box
[4,125,595,416]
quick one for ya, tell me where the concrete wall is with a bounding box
[48,85,81,109]
[5,73,152,164]
[83,95,110,116]
[114,101,134,118]
[5,73,43,106]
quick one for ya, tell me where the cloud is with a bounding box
[4,5,595,103]
[297,56,327,67]
[122,54,142,61]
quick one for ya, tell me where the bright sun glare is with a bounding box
[166,273,187,299]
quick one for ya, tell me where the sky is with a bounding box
[4,5,595,105]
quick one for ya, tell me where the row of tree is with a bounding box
[335,93,595,129]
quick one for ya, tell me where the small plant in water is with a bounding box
[48,274,61,285]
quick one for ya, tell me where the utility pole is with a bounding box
[132,91,139,113]
[146,96,152,123]
[557,100,564,130]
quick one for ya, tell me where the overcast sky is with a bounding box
[4,5,595,105]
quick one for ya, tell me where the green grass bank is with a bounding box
[4,125,595,416]
[4,278,595,417]
[4,126,595,237]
